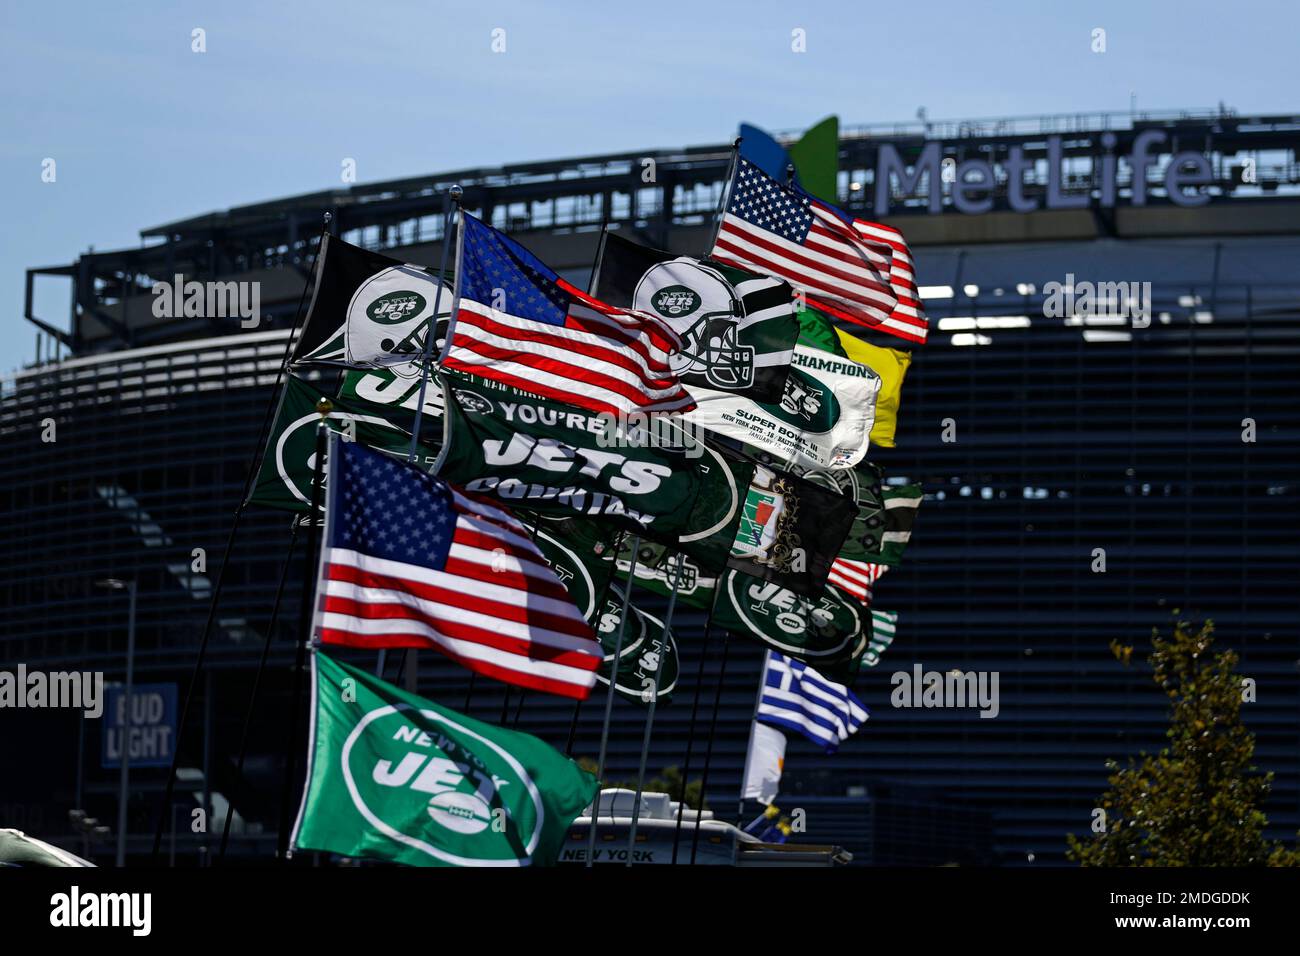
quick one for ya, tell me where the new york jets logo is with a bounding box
[367,290,427,325]
[763,368,840,433]
[723,572,859,659]
[651,285,700,318]
[341,704,545,866]
[453,390,495,415]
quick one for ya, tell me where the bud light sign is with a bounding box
[101,682,178,769]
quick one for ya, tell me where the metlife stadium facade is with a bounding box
[4,107,1298,865]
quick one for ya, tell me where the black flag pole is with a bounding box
[217,520,299,863]
[584,536,642,867]
[670,582,723,863]
[690,626,732,864]
[623,551,684,865]
[703,137,742,258]
[276,404,332,861]
[374,187,463,680]
[151,214,329,861]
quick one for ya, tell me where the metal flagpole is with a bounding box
[374,188,462,680]
[277,401,332,861]
[736,649,773,822]
[151,215,329,860]
[584,535,642,867]
[670,583,723,863]
[703,138,742,257]
[690,627,732,864]
[623,552,684,865]
[217,521,298,863]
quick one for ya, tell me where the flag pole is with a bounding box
[703,138,741,258]
[584,535,642,867]
[735,649,773,822]
[151,214,329,861]
[563,528,626,756]
[377,187,462,679]
[689,626,731,864]
[276,400,332,861]
[217,520,298,863]
[669,582,723,863]
[623,551,684,865]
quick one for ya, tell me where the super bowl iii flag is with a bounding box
[314,439,603,699]
[290,233,453,369]
[441,212,695,417]
[683,343,880,471]
[290,651,598,867]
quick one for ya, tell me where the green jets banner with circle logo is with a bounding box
[593,585,679,705]
[682,343,881,471]
[436,375,755,571]
[714,570,864,664]
[247,374,439,513]
[290,652,598,868]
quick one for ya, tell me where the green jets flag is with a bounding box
[290,652,598,868]
[862,609,898,667]
[437,375,755,571]
[610,538,718,611]
[593,585,678,705]
[713,570,865,665]
[337,365,445,437]
[593,233,800,403]
[247,374,439,513]
[682,343,881,471]
[877,484,923,565]
[527,516,620,622]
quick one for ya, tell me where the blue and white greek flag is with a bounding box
[756,651,868,752]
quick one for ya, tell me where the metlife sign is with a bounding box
[101,682,178,769]
[875,129,1213,215]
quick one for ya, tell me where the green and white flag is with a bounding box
[877,485,923,565]
[862,609,898,667]
[593,585,678,705]
[437,375,755,571]
[247,374,438,513]
[611,538,717,611]
[290,651,598,868]
[528,516,620,622]
[290,233,453,369]
[713,570,864,664]
[631,257,799,402]
[338,366,445,436]
[682,343,880,471]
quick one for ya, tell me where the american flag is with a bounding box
[442,213,695,417]
[710,158,898,332]
[757,651,868,752]
[827,558,888,605]
[848,219,929,344]
[314,439,602,700]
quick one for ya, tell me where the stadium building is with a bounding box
[4,106,1298,865]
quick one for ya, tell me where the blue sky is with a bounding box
[3,0,1298,369]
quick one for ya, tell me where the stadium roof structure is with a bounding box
[24,107,1300,357]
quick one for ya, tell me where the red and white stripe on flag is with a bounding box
[828,558,889,605]
[848,219,929,344]
[317,484,602,701]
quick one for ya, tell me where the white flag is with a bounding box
[742,720,787,805]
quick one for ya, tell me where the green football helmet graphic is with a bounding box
[634,258,755,391]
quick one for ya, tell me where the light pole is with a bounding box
[97,577,137,868]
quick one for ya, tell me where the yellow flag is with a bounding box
[835,328,912,448]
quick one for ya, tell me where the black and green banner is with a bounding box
[714,570,865,665]
[437,375,755,571]
[725,465,858,598]
[247,374,439,513]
